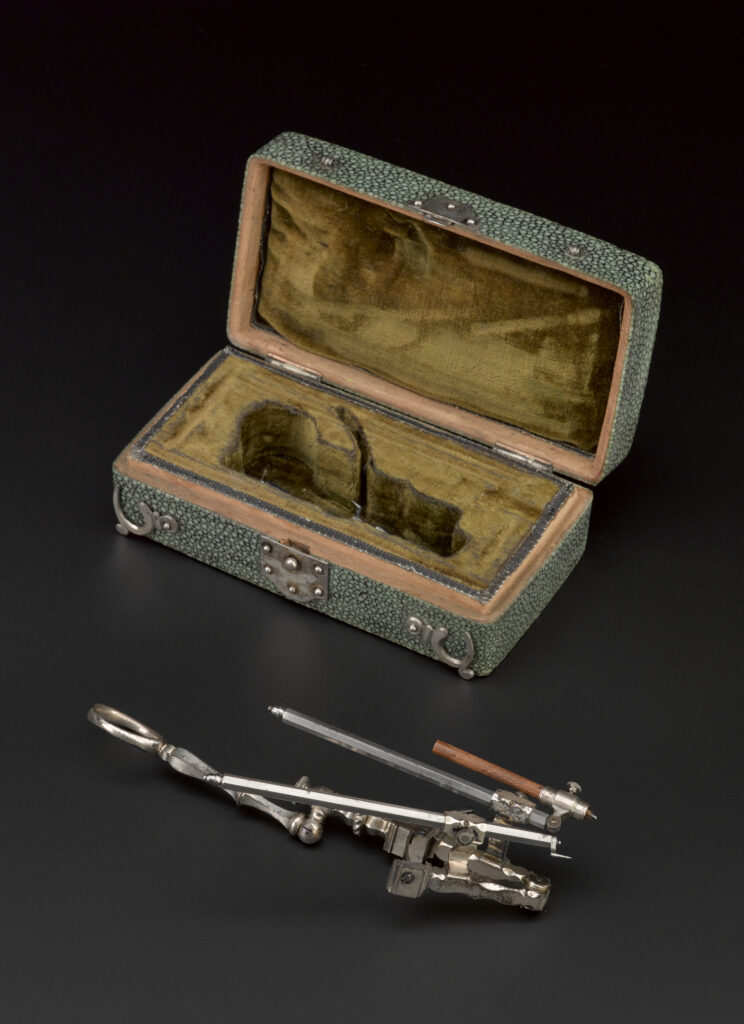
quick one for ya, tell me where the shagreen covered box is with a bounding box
[112,132,662,678]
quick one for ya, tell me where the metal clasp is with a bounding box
[260,537,329,604]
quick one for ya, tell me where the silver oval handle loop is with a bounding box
[87,704,164,753]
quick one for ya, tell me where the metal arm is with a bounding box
[210,772,563,855]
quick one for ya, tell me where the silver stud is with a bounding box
[283,556,299,572]
[465,218,475,225]
[287,584,298,595]
[313,587,323,597]
[313,564,324,575]
[261,542,272,553]
[413,199,423,207]
[263,565,273,575]
[446,202,456,210]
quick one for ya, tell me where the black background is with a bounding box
[3,6,742,1022]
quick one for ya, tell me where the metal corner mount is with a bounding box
[405,616,475,679]
[113,484,179,537]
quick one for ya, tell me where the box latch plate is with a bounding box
[260,537,329,604]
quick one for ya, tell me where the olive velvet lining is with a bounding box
[142,352,565,589]
[255,170,624,454]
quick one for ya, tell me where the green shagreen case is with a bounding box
[112,132,662,678]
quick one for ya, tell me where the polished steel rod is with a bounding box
[268,706,497,808]
[209,773,561,853]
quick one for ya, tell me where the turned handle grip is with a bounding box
[432,741,543,801]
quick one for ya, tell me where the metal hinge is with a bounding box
[260,537,329,604]
[491,444,553,475]
[266,353,321,382]
[406,196,481,228]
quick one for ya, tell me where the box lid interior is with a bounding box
[227,144,648,485]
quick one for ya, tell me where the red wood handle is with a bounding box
[432,740,543,801]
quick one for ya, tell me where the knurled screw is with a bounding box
[566,781,581,794]
[400,870,415,885]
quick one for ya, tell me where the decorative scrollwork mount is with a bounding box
[405,616,475,679]
[113,484,179,537]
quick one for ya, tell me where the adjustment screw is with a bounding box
[298,820,323,845]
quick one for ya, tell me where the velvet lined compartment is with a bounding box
[254,170,624,454]
[140,351,566,591]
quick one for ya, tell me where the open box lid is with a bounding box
[227,133,661,485]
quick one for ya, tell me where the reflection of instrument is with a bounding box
[88,704,596,913]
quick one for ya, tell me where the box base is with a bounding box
[113,469,590,677]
